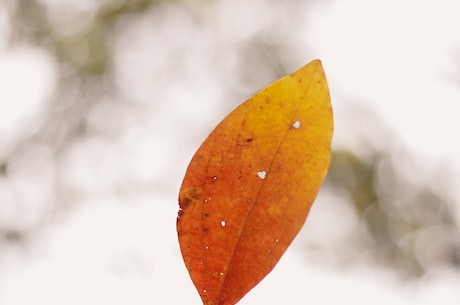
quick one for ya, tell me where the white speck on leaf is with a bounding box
[221,220,226,227]
[292,120,301,128]
[257,170,267,179]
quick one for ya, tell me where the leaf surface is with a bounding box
[177,59,333,305]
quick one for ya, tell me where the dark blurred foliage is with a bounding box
[10,0,174,151]
[326,147,460,277]
[1,0,459,280]
[1,0,177,251]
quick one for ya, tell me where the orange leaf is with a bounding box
[177,59,333,305]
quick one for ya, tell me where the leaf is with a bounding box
[177,59,333,305]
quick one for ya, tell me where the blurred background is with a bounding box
[1,0,460,304]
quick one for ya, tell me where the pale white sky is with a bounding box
[1,0,460,304]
